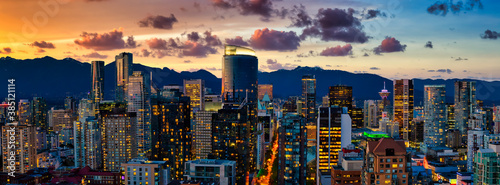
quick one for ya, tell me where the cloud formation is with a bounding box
[83,51,108,59]
[370,67,380,70]
[373,37,406,54]
[74,28,137,50]
[428,69,453,74]
[225,36,250,46]
[0,47,13,54]
[211,0,285,21]
[249,28,301,51]
[320,44,353,56]
[480,30,499,39]
[300,8,369,43]
[363,9,387,19]
[144,30,221,58]
[288,4,313,27]
[30,41,55,49]
[264,59,298,70]
[427,0,483,16]
[138,14,178,29]
[425,41,433,48]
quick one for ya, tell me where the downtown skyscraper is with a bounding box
[302,74,316,125]
[454,81,477,144]
[127,71,151,155]
[423,85,447,152]
[393,79,414,141]
[91,60,105,107]
[277,113,307,185]
[115,52,133,102]
[184,79,205,112]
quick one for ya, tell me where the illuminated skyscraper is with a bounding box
[115,52,133,102]
[48,107,76,133]
[393,79,414,141]
[378,82,391,120]
[454,81,477,143]
[302,75,316,125]
[446,104,456,130]
[2,123,36,173]
[31,97,47,130]
[64,96,76,113]
[184,79,205,112]
[222,45,258,104]
[74,99,101,170]
[258,84,273,101]
[91,60,105,105]
[423,85,447,152]
[277,113,307,185]
[363,100,378,129]
[212,104,254,185]
[151,89,191,180]
[18,99,31,125]
[128,71,151,155]
[328,85,359,128]
[100,102,137,172]
[316,107,351,185]
[220,45,258,182]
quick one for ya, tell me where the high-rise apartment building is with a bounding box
[455,81,477,144]
[122,158,171,185]
[363,100,378,129]
[115,52,133,102]
[423,85,447,152]
[128,71,151,155]
[151,89,191,180]
[277,113,307,185]
[31,97,47,130]
[18,99,31,125]
[473,145,500,185]
[100,102,137,172]
[302,74,316,125]
[2,123,36,173]
[393,79,414,141]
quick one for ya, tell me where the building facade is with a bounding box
[2,123,36,173]
[363,138,410,185]
[393,79,414,141]
[184,159,236,185]
[277,113,307,185]
[423,85,447,151]
[302,75,316,125]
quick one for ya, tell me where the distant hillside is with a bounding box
[1,56,499,106]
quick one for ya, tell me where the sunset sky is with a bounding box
[0,0,499,80]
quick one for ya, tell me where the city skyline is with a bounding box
[0,0,499,80]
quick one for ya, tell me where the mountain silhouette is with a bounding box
[1,56,499,106]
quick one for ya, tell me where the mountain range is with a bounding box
[1,56,499,106]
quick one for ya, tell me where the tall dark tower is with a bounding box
[302,74,316,125]
[393,79,414,141]
[91,61,105,105]
[219,45,258,184]
[115,52,133,102]
[378,82,391,119]
[221,45,258,104]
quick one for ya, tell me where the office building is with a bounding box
[329,85,353,114]
[91,60,105,106]
[100,102,137,172]
[151,89,191,180]
[31,97,47,130]
[409,118,424,149]
[64,96,76,113]
[184,159,236,185]
[221,45,258,105]
[446,104,455,130]
[277,113,307,185]
[2,123,36,173]
[331,146,362,185]
[115,52,133,102]
[122,158,171,185]
[128,71,151,155]
[184,79,205,112]
[317,107,352,185]
[455,81,477,144]
[393,79,414,141]
[258,84,273,101]
[446,129,461,149]
[302,74,316,125]
[423,85,447,152]
[363,138,410,185]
